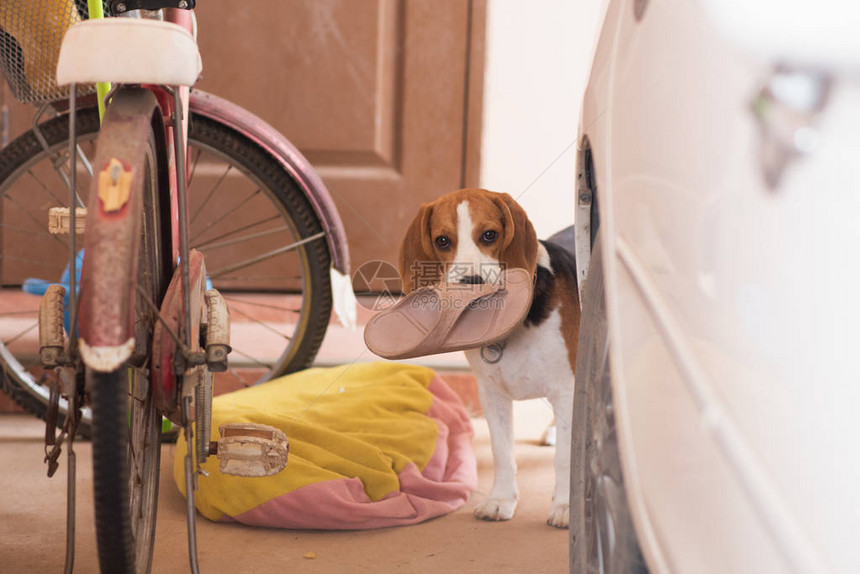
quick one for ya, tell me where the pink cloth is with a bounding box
[222,376,477,530]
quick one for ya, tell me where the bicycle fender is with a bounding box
[77,89,162,372]
[188,90,351,276]
[152,249,207,423]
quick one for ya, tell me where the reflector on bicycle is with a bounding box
[98,158,132,213]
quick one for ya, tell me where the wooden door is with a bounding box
[0,1,485,284]
[194,0,486,274]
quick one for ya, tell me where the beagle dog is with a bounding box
[399,188,580,528]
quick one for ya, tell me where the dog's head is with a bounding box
[399,189,538,293]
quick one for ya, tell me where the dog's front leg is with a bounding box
[546,388,573,528]
[473,382,519,521]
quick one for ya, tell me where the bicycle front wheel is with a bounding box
[86,91,169,574]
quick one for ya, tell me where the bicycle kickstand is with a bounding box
[63,387,82,574]
[181,394,202,574]
[41,367,82,574]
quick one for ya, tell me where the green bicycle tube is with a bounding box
[87,0,110,122]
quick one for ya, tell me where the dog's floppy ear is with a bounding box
[494,193,538,277]
[399,202,441,293]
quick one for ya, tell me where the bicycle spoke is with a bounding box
[187,147,203,189]
[191,187,262,243]
[3,194,69,250]
[129,421,141,478]
[46,152,76,198]
[52,149,92,207]
[224,369,252,389]
[229,305,293,341]
[222,296,300,314]
[189,163,233,227]
[191,212,279,249]
[25,168,69,207]
[127,367,156,565]
[215,274,303,282]
[192,224,291,252]
[228,346,275,369]
[3,321,38,346]
[208,231,325,279]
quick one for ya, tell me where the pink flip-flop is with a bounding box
[364,268,533,360]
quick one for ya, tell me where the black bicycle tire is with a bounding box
[90,369,139,573]
[91,367,162,574]
[0,105,334,428]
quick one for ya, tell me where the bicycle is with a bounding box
[0,1,353,572]
[0,1,353,438]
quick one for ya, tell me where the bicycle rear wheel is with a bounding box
[0,103,333,431]
[86,93,168,573]
[186,113,332,380]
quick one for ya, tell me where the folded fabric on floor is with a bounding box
[174,362,477,530]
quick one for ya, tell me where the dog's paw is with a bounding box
[539,424,557,446]
[546,502,569,529]
[473,497,517,522]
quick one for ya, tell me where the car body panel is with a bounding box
[703,1,860,72]
[578,0,860,572]
[614,254,787,573]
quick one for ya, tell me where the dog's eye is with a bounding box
[435,235,451,249]
[481,230,498,243]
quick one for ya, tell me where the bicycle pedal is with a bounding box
[39,285,66,367]
[203,289,231,372]
[48,207,87,235]
[212,423,288,477]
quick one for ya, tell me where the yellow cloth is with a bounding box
[174,362,440,522]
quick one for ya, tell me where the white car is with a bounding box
[570,1,860,573]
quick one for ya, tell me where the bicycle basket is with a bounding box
[0,0,107,105]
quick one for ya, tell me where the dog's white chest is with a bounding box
[465,308,574,401]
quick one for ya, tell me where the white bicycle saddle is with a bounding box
[56,18,201,87]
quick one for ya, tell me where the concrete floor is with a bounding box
[0,398,567,573]
[0,299,569,573]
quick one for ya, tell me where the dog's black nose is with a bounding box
[459,275,484,285]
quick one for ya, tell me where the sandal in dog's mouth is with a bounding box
[364,268,534,360]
